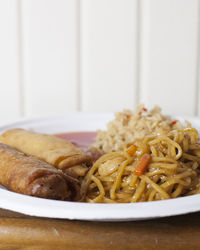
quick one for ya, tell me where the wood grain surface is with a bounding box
[0,208,199,250]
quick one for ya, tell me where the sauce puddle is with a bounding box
[55,131,97,151]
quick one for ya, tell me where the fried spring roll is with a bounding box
[0,143,80,200]
[0,129,92,177]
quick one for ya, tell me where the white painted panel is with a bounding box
[140,0,199,116]
[0,0,21,121]
[22,0,79,116]
[81,0,138,112]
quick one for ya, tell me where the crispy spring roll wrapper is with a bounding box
[0,129,92,176]
[0,143,80,201]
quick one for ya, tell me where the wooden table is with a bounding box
[0,209,200,249]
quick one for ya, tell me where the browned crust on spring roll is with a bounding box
[0,143,80,201]
[0,129,92,175]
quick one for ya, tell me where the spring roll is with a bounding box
[0,129,92,178]
[0,143,80,201]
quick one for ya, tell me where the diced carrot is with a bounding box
[127,115,132,119]
[134,154,152,176]
[142,107,147,112]
[126,145,137,156]
[171,120,178,125]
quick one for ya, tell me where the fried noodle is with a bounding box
[82,125,200,203]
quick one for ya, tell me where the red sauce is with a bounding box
[55,131,97,151]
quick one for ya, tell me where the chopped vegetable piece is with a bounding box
[126,145,137,156]
[171,120,178,125]
[134,154,152,176]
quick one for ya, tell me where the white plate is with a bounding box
[0,113,200,221]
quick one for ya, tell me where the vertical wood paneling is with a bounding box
[21,0,79,116]
[0,0,21,121]
[81,0,138,112]
[0,0,199,120]
[139,0,199,116]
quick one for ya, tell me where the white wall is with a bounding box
[0,0,199,122]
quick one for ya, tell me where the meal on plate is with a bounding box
[0,104,200,203]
